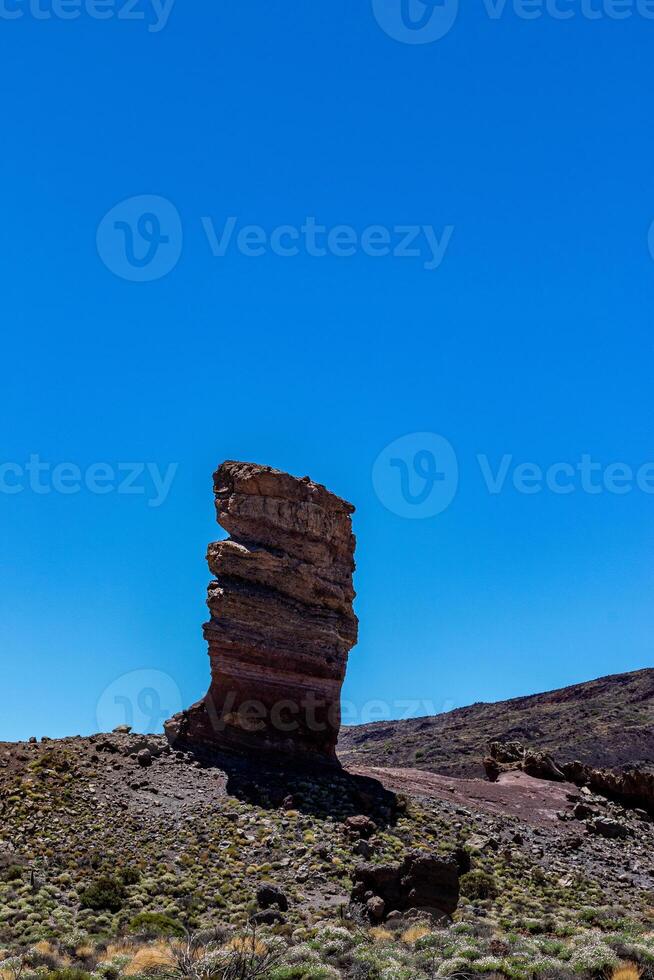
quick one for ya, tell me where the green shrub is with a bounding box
[128,911,185,937]
[3,865,23,882]
[79,875,126,912]
[119,867,141,886]
[45,971,92,980]
[460,870,498,901]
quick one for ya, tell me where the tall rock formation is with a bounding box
[166,461,358,762]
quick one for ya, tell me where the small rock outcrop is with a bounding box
[560,761,654,817]
[484,742,566,783]
[484,741,654,816]
[166,461,358,762]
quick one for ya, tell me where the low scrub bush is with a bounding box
[128,912,185,938]
[460,870,498,901]
[79,876,126,913]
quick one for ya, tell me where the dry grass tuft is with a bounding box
[74,944,95,959]
[105,942,136,959]
[32,942,57,957]
[611,964,642,980]
[124,942,175,975]
[227,936,268,956]
[401,924,431,944]
[369,927,393,942]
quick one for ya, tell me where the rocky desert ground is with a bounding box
[2,674,654,980]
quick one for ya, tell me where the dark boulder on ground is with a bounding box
[351,850,460,921]
[484,742,565,783]
[256,883,289,911]
[250,909,286,926]
[344,814,377,839]
[586,817,630,839]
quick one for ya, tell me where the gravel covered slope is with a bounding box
[338,668,654,777]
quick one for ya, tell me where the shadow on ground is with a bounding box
[181,744,399,826]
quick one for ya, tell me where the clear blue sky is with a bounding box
[2,0,654,740]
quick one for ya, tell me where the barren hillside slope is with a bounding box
[338,668,654,776]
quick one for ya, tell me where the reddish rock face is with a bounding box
[166,461,358,762]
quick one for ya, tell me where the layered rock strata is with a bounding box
[166,461,358,762]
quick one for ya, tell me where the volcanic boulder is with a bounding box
[484,741,566,783]
[351,851,461,921]
[165,461,358,762]
[560,762,654,817]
